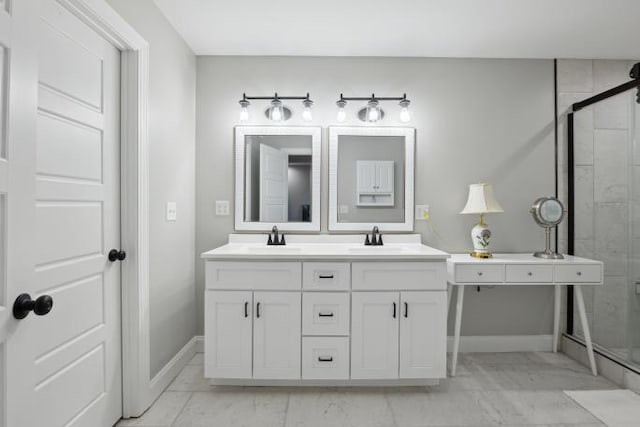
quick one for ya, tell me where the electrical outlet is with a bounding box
[166,202,177,221]
[416,204,430,220]
[215,200,230,216]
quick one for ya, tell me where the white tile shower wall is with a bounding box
[557,59,638,351]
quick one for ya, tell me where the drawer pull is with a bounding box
[256,302,261,318]
[318,312,334,318]
[527,272,533,276]
[477,271,483,276]
[404,302,408,318]
[244,301,249,318]
[577,271,582,276]
[318,274,334,279]
[392,302,397,318]
[318,356,333,362]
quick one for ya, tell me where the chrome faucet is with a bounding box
[364,225,383,246]
[267,225,285,246]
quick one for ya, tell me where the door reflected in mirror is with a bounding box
[244,135,312,223]
[235,127,321,231]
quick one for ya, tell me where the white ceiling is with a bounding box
[154,0,640,59]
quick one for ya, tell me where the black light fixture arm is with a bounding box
[572,62,640,112]
[337,93,409,102]
[241,92,312,102]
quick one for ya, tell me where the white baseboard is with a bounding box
[447,334,554,353]
[148,336,199,401]
[194,335,204,353]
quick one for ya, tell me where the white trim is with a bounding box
[234,126,321,232]
[447,334,554,353]
[56,0,152,418]
[148,336,199,399]
[194,335,204,353]
[328,126,415,232]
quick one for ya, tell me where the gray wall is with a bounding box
[337,135,405,223]
[107,0,197,377]
[196,56,556,337]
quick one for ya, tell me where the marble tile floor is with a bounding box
[116,351,622,427]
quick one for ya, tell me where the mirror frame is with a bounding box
[234,126,322,231]
[328,126,415,231]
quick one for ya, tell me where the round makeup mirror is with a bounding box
[530,197,565,259]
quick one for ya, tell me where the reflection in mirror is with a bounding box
[329,127,415,232]
[244,135,312,223]
[235,127,321,231]
[337,135,405,223]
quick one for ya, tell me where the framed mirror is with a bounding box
[328,127,415,231]
[235,126,321,231]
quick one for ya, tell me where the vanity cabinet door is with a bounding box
[399,292,447,379]
[205,291,253,379]
[253,292,301,379]
[351,292,399,379]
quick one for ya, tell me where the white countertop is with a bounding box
[201,234,450,261]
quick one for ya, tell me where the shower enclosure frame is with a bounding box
[566,65,640,370]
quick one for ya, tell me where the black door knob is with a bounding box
[13,293,54,319]
[108,249,126,262]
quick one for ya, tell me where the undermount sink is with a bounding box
[347,246,407,253]
[243,246,303,254]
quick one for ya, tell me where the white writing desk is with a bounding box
[447,253,603,377]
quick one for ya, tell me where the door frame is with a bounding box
[56,0,153,417]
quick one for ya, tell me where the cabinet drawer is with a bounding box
[454,264,504,283]
[302,337,349,380]
[206,261,301,290]
[352,262,446,290]
[555,264,602,283]
[505,264,553,283]
[302,293,349,336]
[303,262,350,290]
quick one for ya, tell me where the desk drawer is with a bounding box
[455,264,504,283]
[505,264,553,283]
[303,262,350,290]
[555,264,602,283]
[302,293,350,336]
[302,337,349,380]
[206,261,301,290]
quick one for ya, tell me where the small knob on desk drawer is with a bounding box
[527,272,533,276]
[477,271,483,276]
[577,271,582,276]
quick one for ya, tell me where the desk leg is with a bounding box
[553,284,561,353]
[451,285,465,377]
[575,285,598,376]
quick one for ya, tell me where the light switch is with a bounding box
[166,202,177,221]
[215,200,230,216]
[416,205,430,220]
[339,205,349,214]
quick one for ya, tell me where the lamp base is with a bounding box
[470,251,492,259]
[533,250,564,260]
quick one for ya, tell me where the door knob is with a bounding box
[13,293,54,319]
[108,249,126,262]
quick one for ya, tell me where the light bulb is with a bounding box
[337,107,346,122]
[238,98,250,123]
[399,98,411,123]
[302,98,313,122]
[239,106,249,122]
[368,108,379,122]
[269,99,284,122]
[399,107,411,123]
[271,107,282,121]
[365,99,381,122]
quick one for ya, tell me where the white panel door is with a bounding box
[2,1,40,426]
[259,144,288,222]
[399,292,447,378]
[351,292,399,379]
[253,291,301,379]
[32,1,121,426]
[356,161,376,193]
[205,291,252,379]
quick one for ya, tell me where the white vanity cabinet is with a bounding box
[356,160,395,206]
[203,245,449,385]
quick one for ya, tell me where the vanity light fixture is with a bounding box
[237,92,313,123]
[335,93,411,123]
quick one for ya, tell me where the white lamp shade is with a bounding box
[460,183,504,214]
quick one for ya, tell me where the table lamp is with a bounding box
[460,182,504,258]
